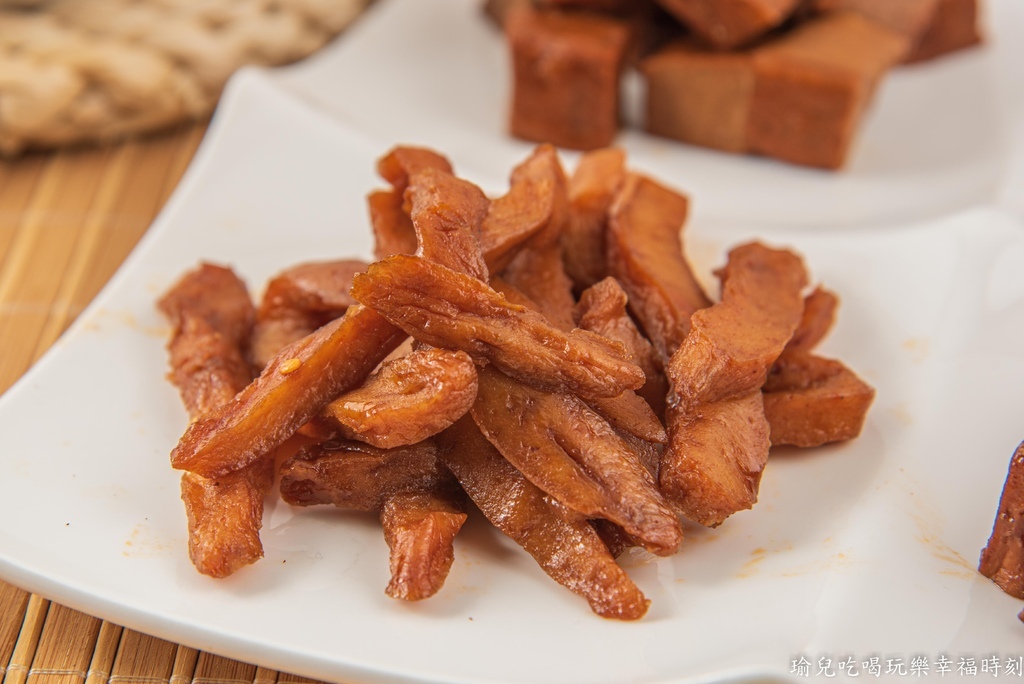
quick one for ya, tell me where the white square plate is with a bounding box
[1,1,1024,682]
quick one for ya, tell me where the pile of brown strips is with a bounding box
[158,144,875,620]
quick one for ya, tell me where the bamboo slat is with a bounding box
[252,668,277,684]
[74,131,192,311]
[168,646,198,684]
[108,630,178,684]
[0,146,113,386]
[0,156,46,268]
[83,623,121,684]
[0,583,29,672]
[190,653,256,684]
[2,595,49,684]
[24,602,101,684]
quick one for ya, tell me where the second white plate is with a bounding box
[274,0,1024,229]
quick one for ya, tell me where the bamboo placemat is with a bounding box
[0,123,332,684]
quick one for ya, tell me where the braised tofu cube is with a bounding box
[747,11,907,169]
[654,0,802,49]
[811,0,940,57]
[905,0,982,63]
[640,40,755,153]
[506,6,632,150]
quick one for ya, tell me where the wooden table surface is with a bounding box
[0,125,327,684]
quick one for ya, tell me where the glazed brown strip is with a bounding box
[472,365,681,556]
[171,304,407,479]
[436,416,649,620]
[351,254,644,401]
[158,263,271,578]
[661,242,806,526]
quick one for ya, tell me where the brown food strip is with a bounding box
[495,275,665,444]
[506,5,632,150]
[501,244,577,332]
[496,147,575,331]
[980,441,1024,599]
[279,440,454,510]
[158,263,271,578]
[562,147,626,292]
[158,262,253,359]
[747,11,907,169]
[655,0,803,49]
[481,144,569,274]
[662,242,806,526]
[904,0,981,63]
[670,243,808,404]
[179,464,273,578]
[607,172,710,362]
[163,316,254,421]
[576,276,669,419]
[787,286,838,353]
[664,392,771,526]
[256,260,364,319]
[171,304,407,478]
[436,416,650,620]
[586,390,667,446]
[321,347,478,449]
[591,519,634,558]
[279,438,467,600]
[472,366,681,556]
[249,259,367,370]
[763,350,875,447]
[377,145,454,197]
[381,490,468,601]
[370,144,464,264]
[352,254,644,400]
[368,189,418,261]
[407,166,491,281]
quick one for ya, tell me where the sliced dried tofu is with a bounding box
[763,350,875,447]
[279,439,454,510]
[158,263,270,578]
[407,166,490,281]
[607,173,710,361]
[981,441,1024,599]
[576,276,669,418]
[368,189,418,261]
[662,242,806,526]
[377,145,454,197]
[250,259,366,370]
[472,366,681,556]
[171,304,407,479]
[481,144,568,273]
[787,286,838,353]
[437,416,650,620]
[562,147,626,291]
[381,489,468,601]
[352,254,644,401]
[320,347,478,449]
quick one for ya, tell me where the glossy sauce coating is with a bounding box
[662,242,806,526]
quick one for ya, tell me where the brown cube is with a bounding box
[747,11,907,169]
[506,6,632,150]
[905,0,982,63]
[811,0,941,50]
[655,0,803,50]
[640,40,755,152]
